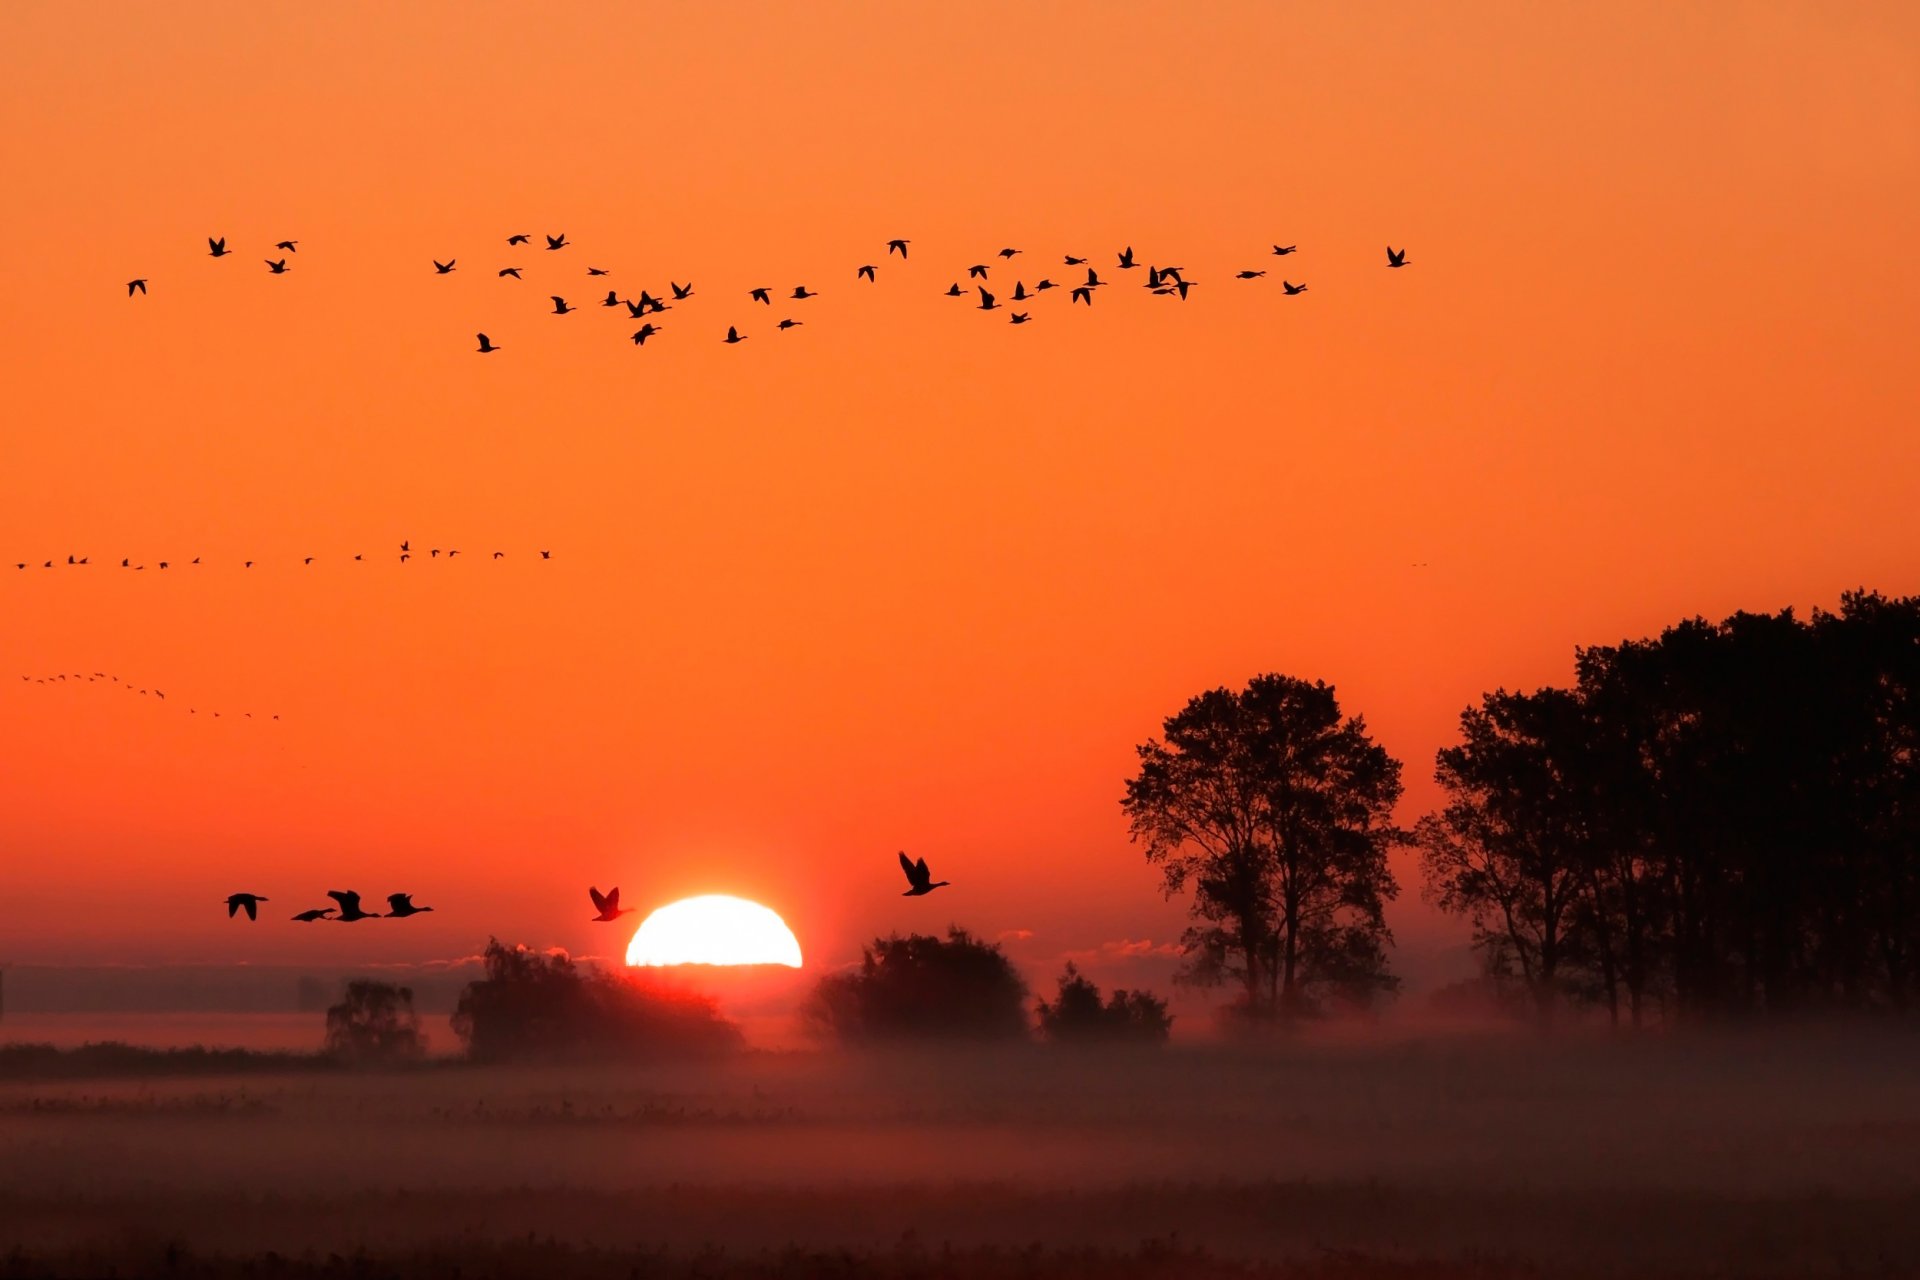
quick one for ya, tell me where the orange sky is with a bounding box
[2,2,1917,996]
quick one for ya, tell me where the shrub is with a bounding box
[1035,963,1174,1045]
[804,927,1030,1042]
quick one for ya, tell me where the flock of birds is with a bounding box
[122,232,1411,351]
[18,671,278,722]
[10,542,553,572]
[220,857,950,930]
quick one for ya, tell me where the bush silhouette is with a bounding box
[1035,963,1174,1045]
[324,980,426,1064]
[805,927,1030,1042]
[451,938,740,1063]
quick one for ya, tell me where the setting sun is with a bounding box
[625,895,803,968]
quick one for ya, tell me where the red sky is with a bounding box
[2,3,1916,999]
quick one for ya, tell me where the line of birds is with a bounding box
[121,233,1410,352]
[17,672,279,721]
[9,542,554,572]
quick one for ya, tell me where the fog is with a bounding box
[3,1029,1917,1276]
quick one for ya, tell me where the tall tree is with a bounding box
[1123,674,1405,1019]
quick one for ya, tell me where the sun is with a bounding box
[625,894,803,968]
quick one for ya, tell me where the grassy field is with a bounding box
[2,1029,1917,1277]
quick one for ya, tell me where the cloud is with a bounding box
[1060,938,1185,965]
[996,928,1035,943]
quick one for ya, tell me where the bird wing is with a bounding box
[387,893,409,911]
[590,886,610,913]
[327,889,360,912]
[899,851,923,887]
[243,899,258,920]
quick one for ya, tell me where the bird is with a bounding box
[546,234,569,250]
[1272,245,1297,256]
[1236,270,1266,279]
[998,247,1021,259]
[857,264,876,282]
[967,264,989,279]
[507,233,531,245]
[265,258,288,273]
[328,890,379,922]
[887,238,910,258]
[499,267,522,279]
[226,893,268,921]
[1071,286,1093,305]
[637,290,666,314]
[624,299,648,318]
[724,326,747,344]
[127,278,147,296]
[1117,247,1137,269]
[750,287,772,304]
[540,550,551,559]
[587,266,610,276]
[1085,268,1103,287]
[476,333,499,353]
[1012,282,1029,301]
[977,288,999,311]
[550,296,575,315]
[777,318,802,330]
[302,557,314,566]
[601,290,622,307]
[898,851,950,896]
[1282,281,1307,295]
[1387,246,1409,268]
[589,886,635,922]
[208,237,230,257]
[1064,255,1087,266]
[671,281,694,300]
[385,892,434,918]
[433,259,456,274]
[791,286,816,300]
[291,908,335,922]
[1010,312,1031,324]
[1175,279,1193,300]
[275,240,298,252]
[492,551,504,559]
[1033,279,1056,292]
[944,282,964,297]
[630,324,658,346]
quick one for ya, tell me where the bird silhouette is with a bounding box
[898,852,950,896]
[1010,312,1031,324]
[328,890,379,922]
[540,550,551,559]
[385,892,434,918]
[499,267,522,279]
[724,326,747,344]
[857,264,877,282]
[887,239,910,258]
[1236,270,1266,279]
[476,333,499,353]
[1064,255,1087,266]
[265,258,288,274]
[507,233,531,245]
[791,286,817,300]
[1282,281,1307,295]
[631,323,658,346]
[208,237,230,258]
[127,279,147,296]
[1012,282,1029,301]
[601,290,622,307]
[1085,268,1103,287]
[433,259,456,274]
[944,282,964,297]
[998,248,1021,259]
[1117,247,1137,269]
[1033,279,1056,292]
[637,290,666,314]
[546,234,569,250]
[550,296,575,315]
[492,551,504,559]
[967,264,989,279]
[589,886,635,922]
[291,908,335,922]
[750,287,772,304]
[777,318,802,330]
[276,240,298,253]
[1387,246,1409,268]
[671,281,694,300]
[1071,286,1093,305]
[977,287,999,311]
[1273,245,1297,256]
[226,893,268,921]
[623,299,648,318]
[587,266,610,277]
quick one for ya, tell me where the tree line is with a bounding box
[1124,590,1919,1024]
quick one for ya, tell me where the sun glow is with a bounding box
[625,894,803,968]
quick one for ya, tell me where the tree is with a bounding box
[324,980,426,1064]
[804,928,1029,1042]
[451,939,740,1063]
[1122,674,1406,1019]
[1035,963,1173,1044]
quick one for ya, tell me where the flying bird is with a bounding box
[1283,281,1307,295]
[1012,282,1028,301]
[1387,246,1409,268]
[589,886,635,922]
[291,908,335,922]
[724,326,747,344]
[750,287,771,304]
[507,233,531,245]
[476,333,499,353]
[433,259,456,274]
[540,550,551,559]
[1010,312,1031,324]
[777,318,802,330]
[1117,247,1136,269]
[898,852,950,896]
[967,264,989,279]
[944,282,964,297]
[1236,270,1266,279]
[887,239,909,258]
[1071,286,1093,305]
[601,290,621,307]
[226,893,268,921]
[997,248,1021,259]
[977,287,999,311]
[385,893,434,918]
[127,278,147,296]
[791,286,816,300]
[587,266,610,276]
[266,258,288,273]
[671,281,694,300]
[546,234,569,250]
[550,296,575,314]
[630,323,658,345]
[208,237,230,257]
[499,267,522,279]
[1033,279,1056,292]
[1063,255,1087,266]
[328,890,379,922]
[857,264,876,282]
[275,240,298,252]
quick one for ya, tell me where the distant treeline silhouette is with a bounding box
[1126,590,1920,1026]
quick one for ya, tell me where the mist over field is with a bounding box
[3,1030,1918,1277]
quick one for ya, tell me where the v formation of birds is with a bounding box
[125,233,1410,352]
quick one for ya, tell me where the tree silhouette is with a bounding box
[804,928,1029,1042]
[1123,674,1406,1019]
[1035,963,1173,1044]
[324,980,425,1064]
[451,938,740,1062]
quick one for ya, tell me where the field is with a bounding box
[2,1029,1918,1278]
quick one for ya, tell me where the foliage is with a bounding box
[1420,590,1920,1022]
[804,928,1030,1042]
[1123,674,1407,1019]
[324,979,427,1064]
[451,938,741,1063]
[0,1041,333,1080]
[1034,963,1174,1044]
